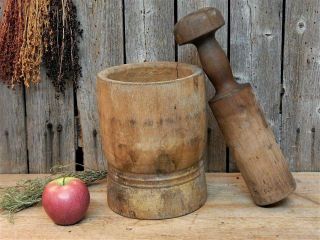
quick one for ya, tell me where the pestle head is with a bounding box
[174,7,225,45]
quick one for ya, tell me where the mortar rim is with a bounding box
[97,61,203,85]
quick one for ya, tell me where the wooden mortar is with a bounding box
[97,62,207,219]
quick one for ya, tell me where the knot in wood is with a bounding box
[93,129,98,137]
[296,19,306,34]
[57,124,63,132]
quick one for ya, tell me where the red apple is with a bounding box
[42,177,90,225]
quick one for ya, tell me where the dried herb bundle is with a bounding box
[0,165,107,220]
[15,0,50,87]
[43,0,82,94]
[0,0,82,92]
[0,0,26,85]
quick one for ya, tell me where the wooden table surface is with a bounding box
[0,173,319,240]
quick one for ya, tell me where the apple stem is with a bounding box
[63,177,66,186]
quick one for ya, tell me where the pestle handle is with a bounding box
[195,35,241,96]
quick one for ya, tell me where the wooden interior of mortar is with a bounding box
[99,62,202,83]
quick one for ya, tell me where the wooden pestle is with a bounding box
[174,7,296,206]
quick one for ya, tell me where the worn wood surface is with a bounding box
[97,62,207,219]
[229,0,283,171]
[0,1,319,173]
[0,0,27,173]
[124,0,175,62]
[281,0,320,172]
[177,0,228,172]
[76,0,124,170]
[0,87,27,173]
[211,84,296,205]
[25,73,75,173]
[0,173,319,239]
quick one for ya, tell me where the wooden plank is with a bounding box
[0,88,28,174]
[282,0,320,171]
[76,0,124,169]
[0,173,319,239]
[0,0,28,173]
[229,0,283,171]
[26,74,75,173]
[177,0,228,172]
[124,0,175,62]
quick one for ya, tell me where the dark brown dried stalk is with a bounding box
[43,0,82,95]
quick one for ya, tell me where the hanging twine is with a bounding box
[0,0,26,86]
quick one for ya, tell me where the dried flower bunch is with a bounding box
[0,0,26,86]
[15,0,50,87]
[43,0,83,94]
[0,0,82,93]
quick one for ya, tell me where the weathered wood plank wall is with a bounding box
[229,0,284,171]
[76,0,124,170]
[26,73,75,173]
[282,0,320,171]
[0,0,319,173]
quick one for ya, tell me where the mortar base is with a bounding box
[107,161,207,219]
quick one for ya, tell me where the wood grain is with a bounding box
[177,0,228,172]
[0,0,28,173]
[0,88,27,173]
[26,72,75,173]
[211,84,295,205]
[97,62,207,219]
[229,0,283,171]
[0,1,319,173]
[282,0,320,171]
[124,0,175,62]
[0,173,319,239]
[75,0,124,169]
